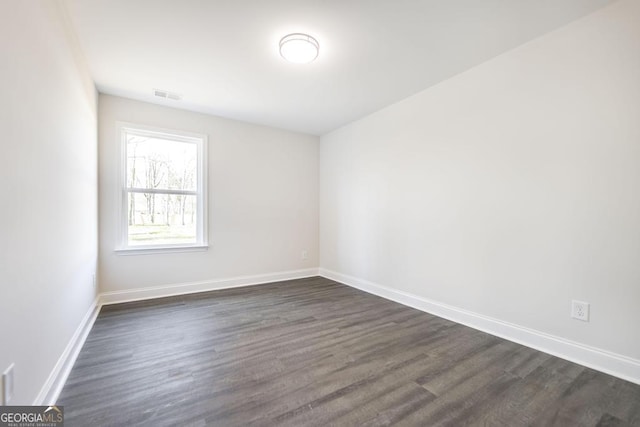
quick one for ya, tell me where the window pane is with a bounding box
[126,134,197,191]
[127,192,198,246]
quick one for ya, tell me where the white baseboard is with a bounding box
[33,297,101,405]
[319,268,640,386]
[99,268,320,305]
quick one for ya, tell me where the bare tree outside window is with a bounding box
[120,125,206,249]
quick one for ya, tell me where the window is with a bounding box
[117,123,207,253]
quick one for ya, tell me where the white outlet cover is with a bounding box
[571,300,590,322]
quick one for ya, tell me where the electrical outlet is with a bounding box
[2,363,15,405]
[301,250,308,260]
[92,274,97,289]
[571,300,590,322]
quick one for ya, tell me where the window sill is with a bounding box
[115,245,209,256]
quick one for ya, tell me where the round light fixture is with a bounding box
[279,33,319,64]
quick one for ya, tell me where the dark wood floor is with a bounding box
[58,277,640,426]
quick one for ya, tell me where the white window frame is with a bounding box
[115,122,208,255]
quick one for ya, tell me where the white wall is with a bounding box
[0,1,98,404]
[99,95,319,293]
[321,0,640,362]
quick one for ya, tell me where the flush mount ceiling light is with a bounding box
[279,33,319,64]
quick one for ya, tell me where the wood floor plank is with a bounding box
[534,369,622,427]
[596,413,632,427]
[57,277,640,426]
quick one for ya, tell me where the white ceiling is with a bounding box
[63,0,614,136]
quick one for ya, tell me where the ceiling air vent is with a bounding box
[153,89,182,101]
